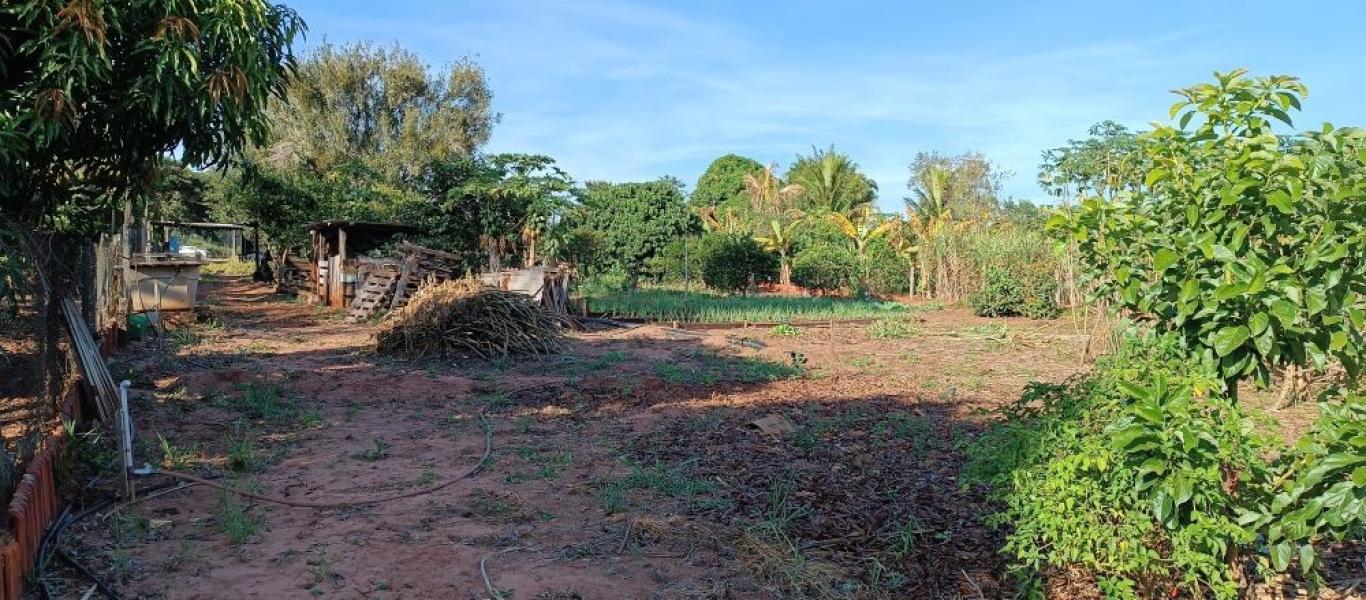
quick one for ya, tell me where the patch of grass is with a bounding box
[515,414,535,434]
[297,407,323,428]
[109,512,147,547]
[353,437,390,461]
[770,323,802,337]
[654,353,800,386]
[598,459,727,514]
[416,466,437,486]
[308,546,333,589]
[957,321,1010,338]
[163,538,197,572]
[227,431,257,473]
[157,434,201,470]
[736,528,843,599]
[588,287,908,324]
[214,487,261,545]
[757,478,808,535]
[887,516,925,560]
[866,317,917,340]
[588,350,626,369]
[872,412,932,456]
[848,356,879,371]
[505,448,573,483]
[653,362,699,385]
[535,451,572,480]
[476,392,510,412]
[168,326,200,348]
[791,411,862,453]
[201,259,257,276]
[218,382,291,423]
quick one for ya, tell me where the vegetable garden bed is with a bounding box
[584,287,915,324]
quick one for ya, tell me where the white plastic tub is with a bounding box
[130,258,204,312]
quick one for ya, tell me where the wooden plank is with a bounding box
[60,296,117,422]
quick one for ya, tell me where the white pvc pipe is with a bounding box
[118,380,134,488]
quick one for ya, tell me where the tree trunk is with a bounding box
[779,260,792,287]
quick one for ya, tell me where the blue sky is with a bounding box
[284,0,1366,211]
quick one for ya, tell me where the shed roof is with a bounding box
[306,220,423,236]
[152,221,255,230]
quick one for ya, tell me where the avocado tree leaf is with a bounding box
[1213,326,1250,357]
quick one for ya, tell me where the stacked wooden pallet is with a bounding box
[388,242,464,310]
[346,267,400,322]
[347,242,574,323]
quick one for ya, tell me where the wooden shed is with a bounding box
[306,221,422,308]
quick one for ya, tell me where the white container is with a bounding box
[130,258,203,312]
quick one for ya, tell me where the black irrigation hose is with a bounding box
[33,481,183,600]
[56,547,121,600]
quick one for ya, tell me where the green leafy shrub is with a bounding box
[964,333,1274,599]
[1049,70,1366,390]
[699,234,777,293]
[578,266,632,298]
[791,243,856,294]
[648,236,705,283]
[1241,395,1366,576]
[968,266,1059,319]
[770,323,801,337]
[865,238,910,296]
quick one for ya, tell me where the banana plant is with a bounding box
[829,208,899,296]
[753,218,803,286]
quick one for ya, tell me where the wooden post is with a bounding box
[309,229,320,304]
[335,226,348,308]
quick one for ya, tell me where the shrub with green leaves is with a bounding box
[699,234,777,293]
[965,333,1275,599]
[791,242,856,294]
[770,323,801,337]
[1049,70,1366,392]
[968,266,1059,319]
[1241,395,1366,576]
[864,237,911,296]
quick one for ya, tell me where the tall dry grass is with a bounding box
[910,225,1082,307]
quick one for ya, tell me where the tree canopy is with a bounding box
[905,151,1006,220]
[577,178,699,286]
[691,154,764,209]
[1038,120,1145,203]
[256,41,497,183]
[0,0,305,235]
[787,146,876,213]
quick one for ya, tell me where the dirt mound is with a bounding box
[373,279,565,359]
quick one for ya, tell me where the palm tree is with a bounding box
[903,165,959,297]
[906,164,953,223]
[698,204,748,235]
[790,146,876,213]
[753,218,802,286]
[743,164,802,218]
[828,207,899,295]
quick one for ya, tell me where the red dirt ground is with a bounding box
[36,277,1344,599]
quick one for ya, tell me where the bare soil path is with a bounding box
[50,276,1104,599]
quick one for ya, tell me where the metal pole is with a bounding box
[683,236,691,320]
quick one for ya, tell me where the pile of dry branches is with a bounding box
[373,279,565,359]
